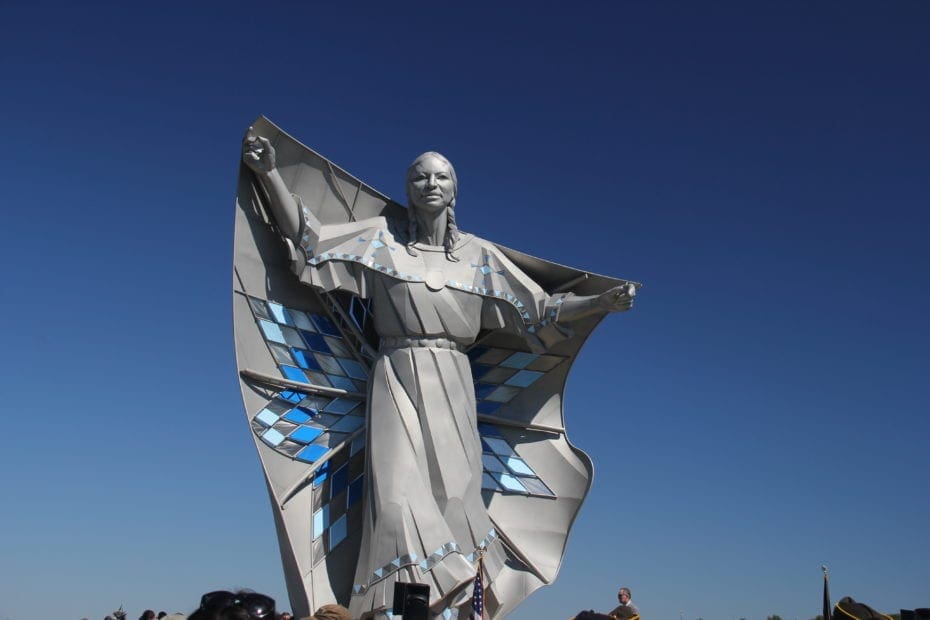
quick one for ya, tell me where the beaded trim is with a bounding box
[351,529,498,596]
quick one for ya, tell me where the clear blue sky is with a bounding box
[1,2,927,620]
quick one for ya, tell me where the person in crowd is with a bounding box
[300,604,351,620]
[572,601,639,620]
[572,612,613,620]
[189,590,275,620]
[140,611,157,620]
[611,605,639,620]
[609,587,640,617]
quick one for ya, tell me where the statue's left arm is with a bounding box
[479,241,636,348]
[551,283,636,323]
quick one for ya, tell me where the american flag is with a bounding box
[470,558,484,620]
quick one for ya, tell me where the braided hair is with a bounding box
[405,151,460,261]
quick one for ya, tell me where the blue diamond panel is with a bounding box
[290,426,323,444]
[268,302,294,325]
[259,320,285,344]
[477,422,554,497]
[283,407,312,424]
[327,375,357,391]
[311,314,341,337]
[313,505,329,539]
[314,461,331,487]
[348,296,373,332]
[331,463,350,497]
[329,515,347,548]
[302,331,331,353]
[476,401,502,415]
[291,349,323,371]
[298,444,328,463]
[500,352,538,369]
[281,365,308,382]
[280,390,304,404]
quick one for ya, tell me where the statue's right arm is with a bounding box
[242,132,301,243]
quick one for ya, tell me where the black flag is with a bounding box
[822,565,832,620]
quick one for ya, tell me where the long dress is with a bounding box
[291,207,570,617]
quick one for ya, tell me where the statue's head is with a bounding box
[406,151,457,212]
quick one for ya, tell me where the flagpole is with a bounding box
[822,565,831,620]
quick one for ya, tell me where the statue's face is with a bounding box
[407,154,456,213]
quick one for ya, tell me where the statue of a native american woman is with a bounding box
[233,117,639,619]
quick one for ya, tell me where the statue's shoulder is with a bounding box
[310,216,413,270]
[318,215,414,248]
[320,215,391,239]
[451,231,486,257]
[458,233,516,264]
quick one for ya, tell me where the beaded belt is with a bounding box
[380,336,465,352]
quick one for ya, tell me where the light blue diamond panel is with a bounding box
[467,345,566,416]
[357,230,396,253]
[477,422,554,497]
[471,254,505,278]
[247,296,369,394]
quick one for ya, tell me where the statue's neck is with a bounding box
[415,207,447,246]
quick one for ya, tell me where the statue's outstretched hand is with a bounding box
[242,128,276,174]
[595,282,636,313]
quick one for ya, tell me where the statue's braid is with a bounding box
[444,203,460,261]
[406,210,419,257]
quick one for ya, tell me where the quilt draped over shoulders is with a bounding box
[285,199,572,351]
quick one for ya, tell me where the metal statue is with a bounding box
[233,117,640,619]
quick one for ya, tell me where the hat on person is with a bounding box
[301,604,352,620]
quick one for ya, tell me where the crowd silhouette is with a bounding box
[91,591,350,620]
